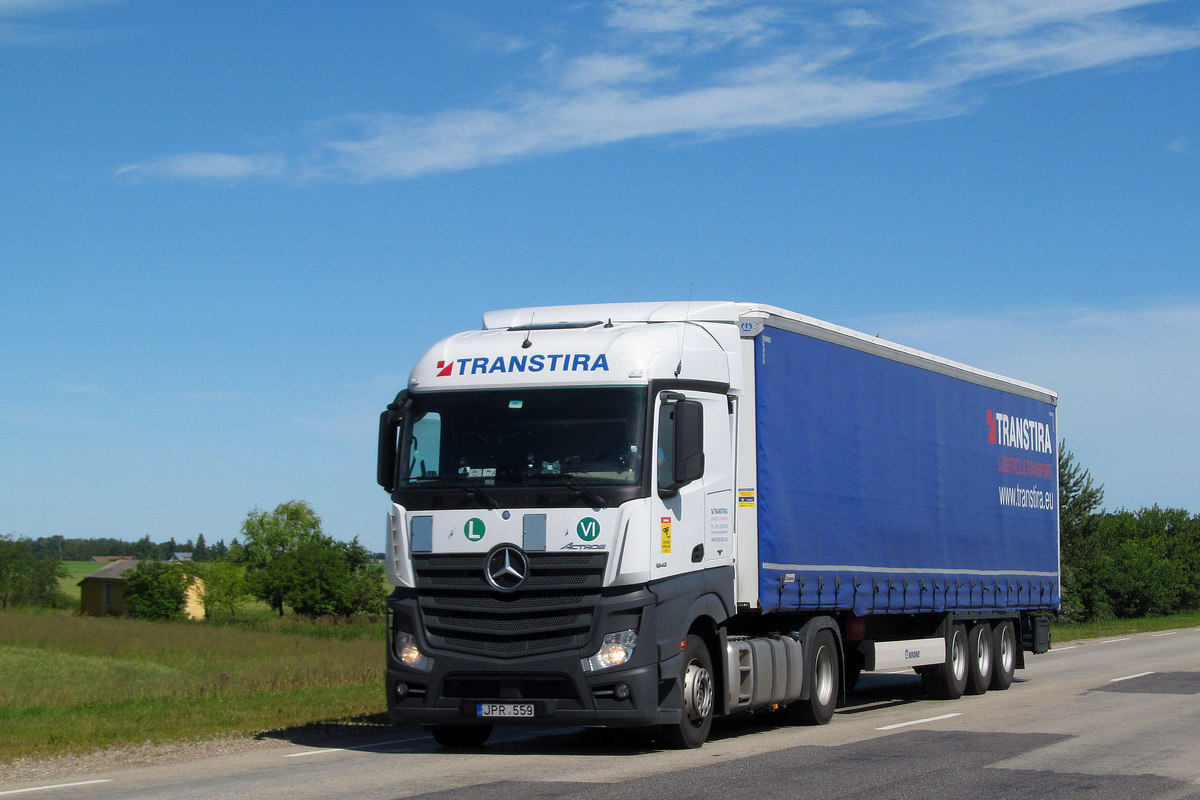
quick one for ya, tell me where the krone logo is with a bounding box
[485,545,529,592]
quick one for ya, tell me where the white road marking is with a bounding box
[876,713,961,731]
[282,736,429,758]
[1152,631,1178,637]
[0,780,112,796]
[1100,638,1132,644]
[1046,645,1078,652]
[1110,671,1156,683]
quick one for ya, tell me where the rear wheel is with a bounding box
[659,635,714,749]
[990,620,1017,690]
[429,725,492,748]
[965,622,993,695]
[922,623,968,700]
[785,629,839,725]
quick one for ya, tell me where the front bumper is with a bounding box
[386,589,674,729]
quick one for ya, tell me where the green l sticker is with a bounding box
[464,518,486,541]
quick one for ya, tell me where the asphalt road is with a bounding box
[4,627,1200,800]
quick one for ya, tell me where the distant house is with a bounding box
[90,555,134,563]
[79,559,139,616]
[173,552,193,562]
[79,559,206,620]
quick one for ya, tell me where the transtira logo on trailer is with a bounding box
[435,354,610,377]
[987,409,1053,455]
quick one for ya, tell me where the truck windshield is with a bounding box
[398,388,647,487]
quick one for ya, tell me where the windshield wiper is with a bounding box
[538,475,609,508]
[448,485,501,509]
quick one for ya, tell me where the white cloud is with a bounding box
[113,152,286,182]
[561,53,667,88]
[606,0,785,50]
[849,304,1200,513]
[1167,136,1189,152]
[116,0,1200,183]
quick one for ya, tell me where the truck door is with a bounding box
[652,390,734,578]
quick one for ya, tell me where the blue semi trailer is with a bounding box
[377,302,1059,748]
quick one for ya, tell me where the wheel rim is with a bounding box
[999,625,1015,673]
[951,631,967,681]
[683,659,713,725]
[813,645,835,706]
[975,628,992,674]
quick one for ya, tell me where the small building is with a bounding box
[79,559,139,616]
[79,559,206,620]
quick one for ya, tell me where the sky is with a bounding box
[2,0,1198,551]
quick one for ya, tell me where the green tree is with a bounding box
[194,533,209,562]
[1057,441,1107,621]
[124,561,188,621]
[281,537,386,618]
[0,536,67,609]
[186,560,249,620]
[236,501,325,616]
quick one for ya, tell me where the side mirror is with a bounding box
[673,400,705,486]
[376,393,409,492]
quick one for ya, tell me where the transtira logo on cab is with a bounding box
[436,354,611,377]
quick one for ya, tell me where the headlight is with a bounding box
[395,631,432,671]
[581,629,638,672]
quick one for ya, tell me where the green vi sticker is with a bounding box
[464,518,486,542]
[576,517,600,541]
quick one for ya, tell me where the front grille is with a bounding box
[413,552,607,658]
[442,673,580,701]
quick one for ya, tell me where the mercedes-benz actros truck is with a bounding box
[377,302,1058,748]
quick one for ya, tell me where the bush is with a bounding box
[124,562,188,621]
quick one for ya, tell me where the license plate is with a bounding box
[476,703,535,718]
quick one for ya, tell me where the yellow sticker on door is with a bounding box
[660,516,672,553]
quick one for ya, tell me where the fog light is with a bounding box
[395,631,431,671]
[395,682,409,700]
[613,683,631,700]
[581,629,638,672]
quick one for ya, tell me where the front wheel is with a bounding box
[785,629,839,725]
[659,635,715,749]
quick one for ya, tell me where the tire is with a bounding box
[990,620,1017,691]
[785,629,839,725]
[922,623,968,700]
[659,635,715,749]
[965,622,993,695]
[429,725,492,748]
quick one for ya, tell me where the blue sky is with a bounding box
[2,0,1198,549]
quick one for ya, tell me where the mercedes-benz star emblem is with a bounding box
[485,545,529,592]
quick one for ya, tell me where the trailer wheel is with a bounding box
[990,620,1017,691]
[429,725,492,748]
[785,629,838,725]
[659,635,714,749]
[965,622,993,695]
[922,623,968,700]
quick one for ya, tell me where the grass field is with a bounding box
[0,609,387,762]
[56,561,106,602]
[1051,609,1200,641]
